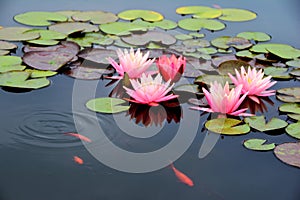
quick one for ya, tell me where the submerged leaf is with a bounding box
[86,97,130,113]
[274,142,300,168]
[243,139,275,151]
[205,118,250,135]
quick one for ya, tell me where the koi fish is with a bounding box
[73,156,84,165]
[65,132,92,143]
[170,163,194,187]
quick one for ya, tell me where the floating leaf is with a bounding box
[14,11,67,26]
[194,74,231,86]
[173,84,199,94]
[178,18,225,31]
[243,139,275,151]
[121,30,176,46]
[0,50,9,56]
[236,31,271,42]
[175,34,193,41]
[49,22,99,35]
[276,87,300,103]
[182,39,210,48]
[132,19,177,30]
[290,69,300,77]
[118,10,163,22]
[193,9,222,19]
[286,122,300,139]
[189,32,205,38]
[197,47,217,55]
[0,27,40,41]
[26,29,67,46]
[68,32,114,47]
[71,11,118,24]
[25,69,57,78]
[54,10,80,21]
[274,142,300,168]
[218,60,249,75]
[219,8,257,22]
[211,36,252,50]
[236,50,257,59]
[244,116,288,132]
[205,118,250,135]
[23,41,80,55]
[176,6,213,15]
[0,41,17,50]
[279,103,300,114]
[264,67,291,79]
[77,48,117,64]
[250,43,300,59]
[286,59,300,68]
[288,114,300,121]
[0,71,50,89]
[0,56,26,73]
[99,22,147,36]
[86,97,130,114]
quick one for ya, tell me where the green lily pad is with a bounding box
[211,55,237,67]
[287,114,300,121]
[274,142,300,168]
[219,8,257,22]
[197,47,218,55]
[0,27,40,41]
[211,36,252,50]
[236,50,257,59]
[286,59,300,68]
[25,69,57,78]
[194,74,231,86]
[77,48,117,64]
[189,32,205,38]
[176,6,213,15]
[286,122,300,139]
[264,67,291,79]
[14,11,68,26]
[279,103,300,114]
[243,139,275,151]
[54,10,81,21]
[86,97,130,114]
[0,50,9,56]
[178,18,225,32]
[26,29,67,46]
[173,84,199,94]
[0,41,17,50]
[49,22,99,35]
[132,19,177,30]
[218,60,249,75]
[121,30,176,46]
[276,87,300,103]
[290,69,300,77]
[99,22,147,36]
[71,11,118,24]
[236,31,271,42]
[193,9,222,19]
[182,39,210,48]
[0,56,26,73]
[205,118,250,135]
[250,43,300,59]
[244,116,288,132]
[183,52,211,60]
[118,10,163,22]
[175,34,193,41]
[0,71,50,89]
[68,32,114,47]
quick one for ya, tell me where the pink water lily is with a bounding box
[228,66,277,103]
[191,81,252,116]
[108,48,155,79]
[156,54,186,82]
[123,73,178,106]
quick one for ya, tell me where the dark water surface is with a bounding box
[0,0,300,200]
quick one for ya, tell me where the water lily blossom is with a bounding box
[156,54,186,82]
[108,48,155,79]
[124,73,178,106]
[228,66,277,103]
[191,81,252,116]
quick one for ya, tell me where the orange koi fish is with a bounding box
[170,163,194,187]
[65,132,92,143]
[73,156,84,165]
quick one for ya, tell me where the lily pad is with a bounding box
[68,32,114,47]
[290,69,300,77]
[197,47,218,55]
[176,6,213,15]
[0,41,17,50]
[219,8,257,22]
[287,114,300,121]
[175,34,193,41]
[244,116,288,132]
[118,10,163,22]
[25,69,57,78]
[286,122,300,139]
[26,29,67,46]
[132,19,177,30]
[286,59,300,68]
[54,10,81,21]
[77,48,117,64]
[236,31,271,42]
[0,56,26,73]
[14,11,68,26]
[121,30,176,46]
[193,9,222,19]
[279,103,300,115]
[49,22,99,35]
[0,71,50,89]
[178,18,225,32]
[64,60,114,80]
[250,43,300,59]
[264,67,291,79]
[276,87,300,103]
[189,32,205,38]
[182,39,210,48]
[23,41,80,55]
[71,11,118,24]
[218,60,249,75]
[174,84,199,94]
[86,97,130,114]
[205,118,250,135]
[211,36,252,50]
[243,139,275,151]
[274,142,300,168]
[99,22,147,36]
[236,50,257,59]
[0,50,10,56]
[0,27,40,41]
[194,74,231,86]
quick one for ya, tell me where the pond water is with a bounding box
[0,0,300,200]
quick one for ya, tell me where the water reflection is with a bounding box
[240,96,274,114]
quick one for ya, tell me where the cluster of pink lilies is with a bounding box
[108,48,277,116]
